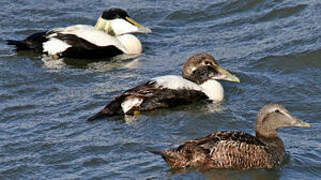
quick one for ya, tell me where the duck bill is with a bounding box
[291,117,311,128]
[125,17,152,33]
[213,66,240,83]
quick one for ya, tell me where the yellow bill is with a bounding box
[125,17,152,33]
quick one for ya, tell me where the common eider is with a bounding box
[87,53,240,121]
[150,104,311,169]
[7,8,151,59]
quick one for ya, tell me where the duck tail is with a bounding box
[7,40,29,50]
[148,150,163,156]
[87,108,112,122]
[87,97,125,122]
[87,111,104,122]
[7,40,21,45]
[87,103,123,122]
[149,149,187,168]
[148,150,172,164]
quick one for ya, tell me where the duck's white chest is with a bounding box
[199,80,224,101]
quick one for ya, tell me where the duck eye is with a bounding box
[204,61,211,65]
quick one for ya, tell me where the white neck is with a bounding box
[199,80,224,101]
[117,34,142,54]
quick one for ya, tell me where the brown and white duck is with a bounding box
[150,104,311,169]
[87,53,240,121]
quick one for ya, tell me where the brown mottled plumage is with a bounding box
[151,104,311,169]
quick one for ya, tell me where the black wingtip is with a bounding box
[87,111,105,122]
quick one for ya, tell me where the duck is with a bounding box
[87,53,240,121]
[150,104,311,169]
[6,8,151,59]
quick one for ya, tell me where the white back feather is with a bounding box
[48,25,127,52]
[50,25,94,33]
[152,75,224,101]
[152,75,202,90]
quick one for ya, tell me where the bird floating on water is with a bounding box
[87,53,240,121]
[7,8,151,59]
[150,104,311,169]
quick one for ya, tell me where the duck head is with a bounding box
[255,104,311,137]
[182,53,240,84]
[95,8,152,36]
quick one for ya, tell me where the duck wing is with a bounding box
[48,25,125,48]
[46,33,124,58]
[87,80,208,121]
[43,25,127,58]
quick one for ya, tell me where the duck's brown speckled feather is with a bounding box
[159,131,284,169]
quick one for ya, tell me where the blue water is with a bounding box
[1,0,321,179]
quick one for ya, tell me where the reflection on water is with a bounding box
[41,53,142,71]
[169,167,282,180]
[201,102,226,114]
[41,55,67,69]
[167,154,291,179]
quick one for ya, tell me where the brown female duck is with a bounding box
[151,104,311,169]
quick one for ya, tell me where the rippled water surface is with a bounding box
[1,0,321,179]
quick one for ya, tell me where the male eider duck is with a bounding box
[150,104,311,169]
[7,8,151,59]
[87,53,240,121]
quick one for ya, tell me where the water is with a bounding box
[1,0,321,179]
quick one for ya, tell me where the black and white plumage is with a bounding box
[150,104,311,169]
[7,8,151,59]
[87,53,240,121]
